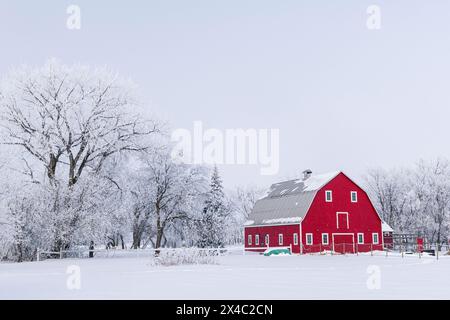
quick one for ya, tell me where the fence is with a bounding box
[36,246,243,261]
[298,242,449,260]
[37,243,450,262]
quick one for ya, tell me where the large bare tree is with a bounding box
[0,60,160,257]
[128,149,207,250]
[0,59,158,186]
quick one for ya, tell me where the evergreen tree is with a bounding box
[197,166,228,248]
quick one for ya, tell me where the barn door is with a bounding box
[333,234,354,254]
[336,212,349,229]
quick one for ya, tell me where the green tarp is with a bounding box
[264,248,291,256]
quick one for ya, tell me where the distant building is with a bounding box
[381,221,394,249]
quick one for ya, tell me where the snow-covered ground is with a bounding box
[1,251,449,299]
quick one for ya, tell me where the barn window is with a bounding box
[278,234,283,245]
[248,235,252,245]
[293,233,298,245]
[357,233,364,244]
[255,234,259,245]
[322,233,329,245]
[306,233,313,245]
[265,234,270,246]
[372,233,379,244]
[325,190,332,202]
[351,191,358,203]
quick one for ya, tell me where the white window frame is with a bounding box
[265,234,270,246]
[248,234,252,245]
[293,233,298,245]
[372,233,379,244]
[336,212,349,229]
[357,233,364,244]
[351,191,358,203]
[255,234,259,245]
[322,233,329,245]
[278,234,283,245]
[306,233,313,245]
[325,190,333,202]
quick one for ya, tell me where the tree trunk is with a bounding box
[132,232,141,249]
[155,229,163,249]
[120,234,125,249]
[47,153,58,181]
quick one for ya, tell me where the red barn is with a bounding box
[244,170,383,254]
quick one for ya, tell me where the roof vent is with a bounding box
[302,169,312,180]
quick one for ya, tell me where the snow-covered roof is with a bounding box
[264,171,340,198]
[246,171,341,226]
[381,221,394,232]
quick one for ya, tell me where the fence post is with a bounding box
[290,243,292,254]
[370,243,373,256]
[319,243,322,254]
[385,248,388,258]
[401,245,404,259]
[356,243,358,256]
[436,244,439,260]
[36,248,40,262]
[59,248,63,259]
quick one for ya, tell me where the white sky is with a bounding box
[1,0,449,189]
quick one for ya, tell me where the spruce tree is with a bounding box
[197,166,228,248]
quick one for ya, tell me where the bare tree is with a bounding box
[234,186,265,221]
[0,60,161,257]
[416,159,450,248]
[126,150,207,250]
[0,59,158,186]
[364,168,409,231]
[365,160,450,245]
[227,185,265,244]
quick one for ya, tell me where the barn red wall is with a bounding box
[244,224,301,254]
[301,173,383,253]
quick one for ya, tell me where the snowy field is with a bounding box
[1,251,449,300]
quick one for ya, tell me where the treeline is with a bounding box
[0,60,261,262]
[365,159,450,244]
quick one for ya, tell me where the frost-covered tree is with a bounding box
[415,159,450,247]
[227,185,265,244]
[196,166,230,248]
[364,167,413,231]
[365,159,450,245]
[124,148,208,249]
[0,60,160,260]
[0,59,158,186]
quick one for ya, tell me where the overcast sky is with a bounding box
[1,1,449,189]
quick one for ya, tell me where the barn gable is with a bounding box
[246,171,340,226]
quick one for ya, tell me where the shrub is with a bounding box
[150,248,220,266]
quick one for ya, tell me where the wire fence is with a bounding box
[36,246,244,261]
[37,243,450,262]
[248,242,450,260]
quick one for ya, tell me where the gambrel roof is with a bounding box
[245,171,340,226]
